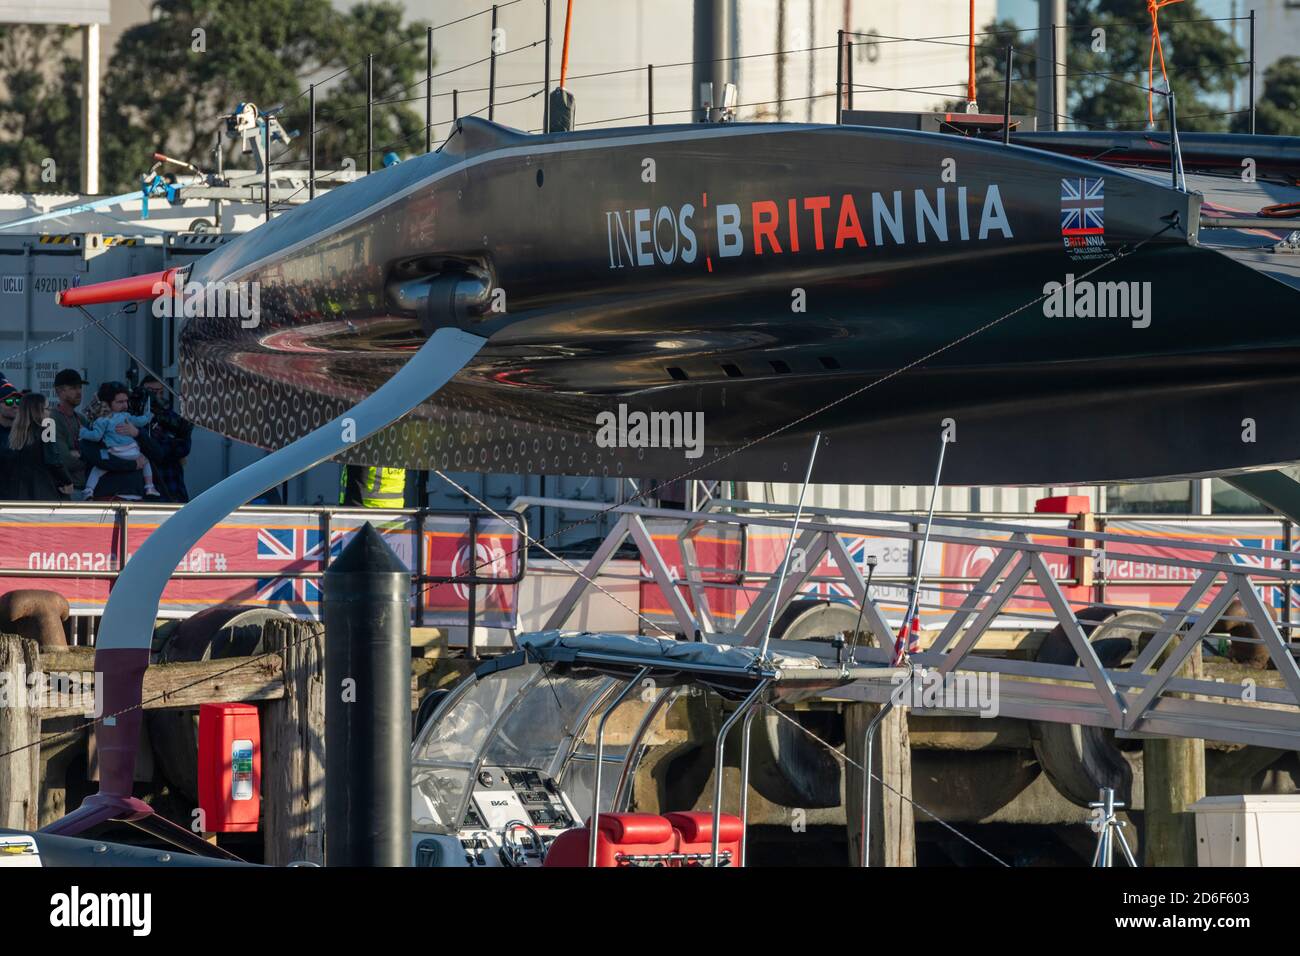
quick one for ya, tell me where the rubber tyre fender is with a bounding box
[1028,606,1164,808]
[749,600,875,808]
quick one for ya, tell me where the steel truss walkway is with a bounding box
[510,496,1300,751]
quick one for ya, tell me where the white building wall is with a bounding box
[729,0,995,123]
[385,1,995,138]
[737,480,1102,515]
[1243,0,1300,109]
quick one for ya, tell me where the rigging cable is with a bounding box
[764,704,1011,867]
[967,0,978,109]
[1146,0,1186,125]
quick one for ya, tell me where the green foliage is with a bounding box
[0,25,83,192]
[949,0,1245,132]
[99,0,339,193]
[0,0,432,194]
[1237,56,1300,135]
[101,0,431,192]
[296,3,432,174]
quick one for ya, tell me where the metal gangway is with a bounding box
[509,495,1300,751]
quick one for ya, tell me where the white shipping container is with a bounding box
[737,481,1103,516]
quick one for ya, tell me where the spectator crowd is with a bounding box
[0,369,192,503]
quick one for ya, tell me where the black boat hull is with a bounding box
[179,119,1300,485]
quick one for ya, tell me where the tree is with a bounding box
[97,0,429,194]
[949,0,1245,133]
[294,3,431,175]
[100,0,335,194]
[0,25,83,193]
[1237,56,1300,136]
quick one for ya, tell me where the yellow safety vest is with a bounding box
[341,465,406,508]
[362,466,406,507]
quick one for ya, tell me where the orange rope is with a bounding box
[559,0,574,89]
[1260,202,1300,219]
[967,0,977,104]
[1147,0,1185,125]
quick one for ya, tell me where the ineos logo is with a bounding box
[605,204,698,268]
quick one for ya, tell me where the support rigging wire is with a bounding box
[763,704,1011,867]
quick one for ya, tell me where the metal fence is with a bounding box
[0,502,525,635]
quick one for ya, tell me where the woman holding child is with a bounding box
[80,382,162,502]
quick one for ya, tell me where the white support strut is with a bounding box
[97,326,485,654]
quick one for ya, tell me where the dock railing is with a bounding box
[510,495,1300,750]
[0,502,526,641]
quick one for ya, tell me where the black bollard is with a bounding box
[324,522,411,866]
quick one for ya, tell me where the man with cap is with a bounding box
[51,369,90,492]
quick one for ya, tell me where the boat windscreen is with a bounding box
[413,665,540,767]
[478,673,608,775]
[412,667,537,831]
[412,665,610,831]
[559,689,660,817]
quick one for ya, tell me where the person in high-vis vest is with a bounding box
[339,464,407,508]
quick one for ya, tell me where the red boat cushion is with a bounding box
[664,811,743,844]
[542,813,675,867]
[541,828,589,867]
[664,811,743,866]
[593,813,674,844]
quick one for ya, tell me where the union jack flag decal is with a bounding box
[1061,177,1105,236]
[799,534,872,601]
[1228,537,1300,611]
[255,527,345,604]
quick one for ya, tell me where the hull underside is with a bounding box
[177,120,1300,485]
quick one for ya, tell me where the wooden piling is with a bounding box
[0,633,41,830]
[261,619,326,866]
[1143,639,1206,866]
[844,701,915,866]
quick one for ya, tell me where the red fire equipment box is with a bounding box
[197,702,261,833]
[1034,494,1097,594]
[1034,495,1091,515]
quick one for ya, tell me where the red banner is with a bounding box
[0,507,522,627]
[635,515,1279,633]
[1102,519,1293,615]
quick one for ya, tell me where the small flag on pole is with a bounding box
[893,614,921,665]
